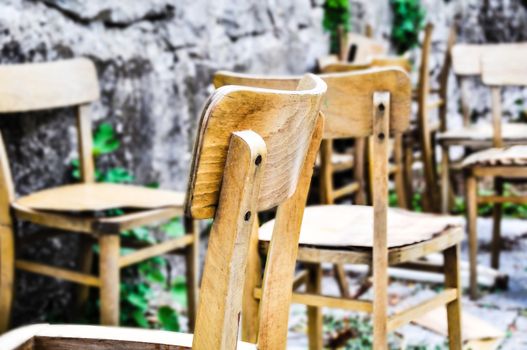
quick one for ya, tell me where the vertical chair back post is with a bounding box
[188,75,327,349]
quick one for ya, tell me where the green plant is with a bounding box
[71,123,186,330]
[323,0,351,54]
[390,0,426,54]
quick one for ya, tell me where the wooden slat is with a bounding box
[292,269,309,290]
[452,43,527,76]
[76,104,95,183]
[481,48,527,86]
[387,288,457,332]
[253,288,373,313]
[15,260,100,287]
[189,74,326,219]
[477,196,527,204]
[12,203,95,234]
[94,207,183,233]
[0,58,100,113]
[119,235,194,268]
[473,166,527,178]
[332,182,360,200]
[15,183,184,212]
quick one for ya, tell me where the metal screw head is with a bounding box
[244,211,252,221]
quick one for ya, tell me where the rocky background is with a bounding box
[0,0,526,327]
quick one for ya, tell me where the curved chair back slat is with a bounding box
[481,49,527,87]
[187,74,327,219]
[214,69,411,141]
[0,58,99,113]
[452,43,527,76]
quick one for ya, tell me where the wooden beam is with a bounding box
[387,288,457,332]
[332,182,360,200]
[477,195,527,204]
[292,269,309,290]
[13,203,95,234]
[94,207,183,234]
[15,260,100,287]
[119,235,194,268]
[254,288,373,313]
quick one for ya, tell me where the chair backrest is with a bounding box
[452,42,527,126]
[188,74,326,349]
[340,32,388,63]
[321,56,412,74]
[481,48,527,147]
[0,58,99,225]
[215,69,411,140]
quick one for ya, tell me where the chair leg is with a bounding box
[403,137,414,207]
[441,144,451,213]
[0,224,15,333]
[75,235,94,319]
[394,135,408,209]
[444,244,463,350]
[99,233,120,326]
[241,220,262,343]
[185,218,199,332]
[491,178,503,270]
[466,174,479,300]
[307,263,323,350]
[333,264,350,298]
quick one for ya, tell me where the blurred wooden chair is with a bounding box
[0,73,327,349]
[402,23,456,212]
[215,69,463,350]
[464,49,527,299]
[438,42,527,213]
[0,58,199,331]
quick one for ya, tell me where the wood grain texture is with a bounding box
[258,205,462,248]
[76,105,95,183]
[256,115,324,350]
[0,324,256,350]
[188,74,326,219]
[193,131,267,349]
[371,92,390,350]
[0,58,99,113]
[214,69,412,139]
[15,183,185,212]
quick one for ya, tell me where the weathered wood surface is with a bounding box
[0,58,99,113]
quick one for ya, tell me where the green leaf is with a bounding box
[101,167,134,184]
[132,310,150,328]
[93,123,120,157]
[126,293,148,312]
[157,306,180,331]
[161,218,185,238]
[171,276,188,307]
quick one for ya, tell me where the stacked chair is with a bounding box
[462,47,527,299]
[0,22,478,350]
[438,42,527,213]
[215,68,463,350]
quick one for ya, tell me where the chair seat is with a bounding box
[437,123,527,145]
[0,324,256,350]
[462,145,527,167]
[14,183,185,212]
[259,205,462,249]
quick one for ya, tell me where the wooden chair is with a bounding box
[215,69,463,350]
[0,58,199,331]
[438,42,527,213]
[463,49,527,299]
[401,23,456,212]
[0,73,327,349]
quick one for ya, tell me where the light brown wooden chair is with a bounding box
[438,42,527,213]
[0,58,199,331]
[215,69,464,350]
[0,73,327,349]
[463,49,527,299]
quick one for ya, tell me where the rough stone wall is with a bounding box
[0,0,327,325]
